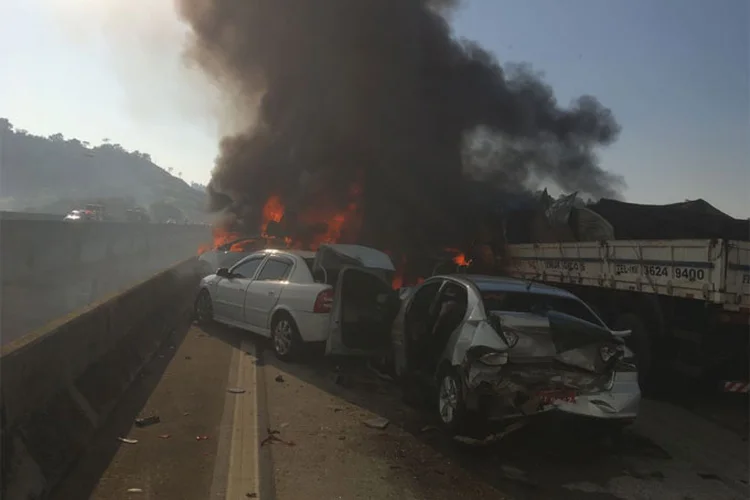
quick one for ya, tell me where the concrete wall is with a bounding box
[0,258,202,499]
[1,221,211,343]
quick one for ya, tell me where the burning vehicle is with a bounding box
[389,275,640,434]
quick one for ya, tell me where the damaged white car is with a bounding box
[194,244,399,360]
[389,275,641,434]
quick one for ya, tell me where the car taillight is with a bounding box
[313,288,334,313]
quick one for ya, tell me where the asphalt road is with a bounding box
[53,321,749,500]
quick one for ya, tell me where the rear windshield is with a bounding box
[482,291,602,326]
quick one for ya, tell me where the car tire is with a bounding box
[436,367,468,435]
[614,313,653,393]
[271,313,303,362]
[194,290,214,325]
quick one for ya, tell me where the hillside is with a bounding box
[0,118,209,222]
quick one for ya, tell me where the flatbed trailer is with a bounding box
[505,239,750,392]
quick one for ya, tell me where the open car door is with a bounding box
[318,245,400,357]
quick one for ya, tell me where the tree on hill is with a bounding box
[0,118,209,222]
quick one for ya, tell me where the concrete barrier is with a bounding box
[0,257,203,500]
[0,221,212,344]
[0,220,211,283]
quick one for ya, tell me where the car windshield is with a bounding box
[482,291,602,326]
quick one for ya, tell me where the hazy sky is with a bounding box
[1,0,748,217]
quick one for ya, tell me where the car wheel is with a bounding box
[194,290,214,325]
[271,313,303,361]
[436,368,467,435]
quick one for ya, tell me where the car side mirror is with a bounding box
[216,267,231,278]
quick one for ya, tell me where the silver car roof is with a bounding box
[432,274,578,299]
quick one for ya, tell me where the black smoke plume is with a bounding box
[177,0,623,251]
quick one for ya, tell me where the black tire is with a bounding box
[614,313,653,393]
[436,367,468,435]
[271,313,303,361]
[194,289,214,325]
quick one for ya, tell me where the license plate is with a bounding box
[537,389,577,405]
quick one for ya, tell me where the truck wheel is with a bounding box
[614,313,653,393]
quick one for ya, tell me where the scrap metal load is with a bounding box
[507,192,749,244]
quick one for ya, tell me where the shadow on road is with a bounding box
[205,323,677,500]
[49,319,194,500]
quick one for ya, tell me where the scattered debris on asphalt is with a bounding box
[118,437,138,444]
[280,422,290,429]
[246,493,257,498]
[697,472,722,481]
[126,488,144,493]
[227,388,246,394]
[260,427,295,447]
[158,434,171,439]
[364,417,390,430]
[367,360,395,382]
[196,435,209,441]
[183,411,191,416]
[275,374,285,383]
[185,356,192,360]
[328,405,345,412]
[134,415,161,428]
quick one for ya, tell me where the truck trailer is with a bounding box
[504,238,749,393]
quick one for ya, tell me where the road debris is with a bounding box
[260,427,295,447]
[246,493,258,498]
[420,425,438,433]
[275,374,285,383]
[196,435,209,441]
[227,388,246,394]
[134,415,161,427]
[280,422,290,429]
[126,488,144,493]
[158,434,171,439]
[364,417,390,430]
[118,437,138,444]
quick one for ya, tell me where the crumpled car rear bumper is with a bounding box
[465,364,640,422]
[536,371,640,420]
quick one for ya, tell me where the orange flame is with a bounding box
[261,195,285,232]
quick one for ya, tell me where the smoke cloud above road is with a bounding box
[176,0,624,249]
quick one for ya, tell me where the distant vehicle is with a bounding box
[63,210,88,222]
[392,275,640,434]
[125,208,151,223]
[84,204,105,221]
[194,245,398,361]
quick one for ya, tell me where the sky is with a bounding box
[1,0,748,217]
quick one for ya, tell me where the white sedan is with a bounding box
[194,244,400,360]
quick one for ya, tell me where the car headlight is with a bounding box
[479,352,508,366]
